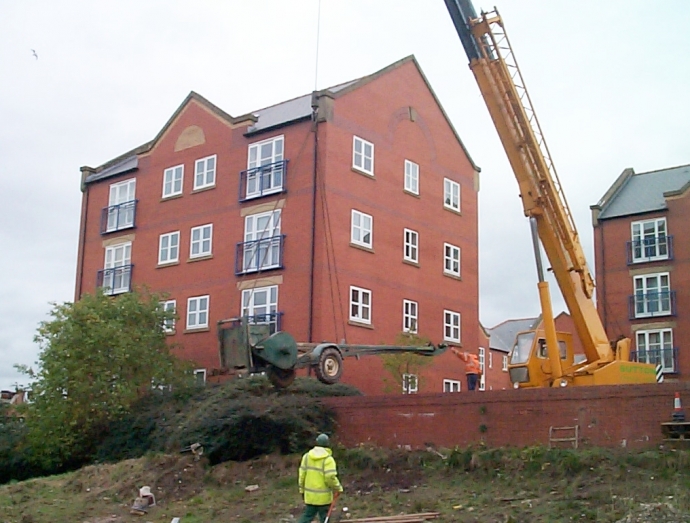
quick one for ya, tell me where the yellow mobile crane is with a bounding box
[443,0,657,387]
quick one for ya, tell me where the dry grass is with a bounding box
[1,447,690,523]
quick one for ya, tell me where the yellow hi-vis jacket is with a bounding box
[298,446,343,505]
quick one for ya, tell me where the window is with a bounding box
[634,273,671,317]
[106,179,136,232]
[403,299,418,333]
[163,165,184,198]
[353,136,374,175]
[444,178,460,211]
[190,224,213,258]
[489,351,493,369]
[194,369,207,385]
[402,373,418,394]
[187,295,209,329]
[242,286,279,333]
[243,210,282,271]
[404,229,418,263]
[444,310,461,342]
[636,329,675,373]
[443,379,461,392]
[161,300,176,333]
[631,218,668,262]
[158,231,180,264]
[350,286,372,324]
[351,210,373,248]
[502,355,508,372]
[444,243,461,277]
[478,348,486,391]
[102,242,132,295]
[247,135,284,198]
[194,155,216,190]
[404,160,419,195]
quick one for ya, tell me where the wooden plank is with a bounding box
[347,513,440,522]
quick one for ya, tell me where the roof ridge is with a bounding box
[634,162,690,176]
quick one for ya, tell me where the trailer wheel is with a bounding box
[315,348,343,385]
[267,366,296,388]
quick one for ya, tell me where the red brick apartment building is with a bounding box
[74,56,482,395]
[591,164,690,380]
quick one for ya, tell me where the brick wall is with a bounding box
[324,382,690,449]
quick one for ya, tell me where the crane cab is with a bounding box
[508,329,575,388]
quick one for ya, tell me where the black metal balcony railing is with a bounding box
[631,347,678,374]
[245,312,283,335]
[628,290,676,319]
[627,235,673,264]
[235,235,285,275]
[239,160,288,202]
[96,264,133,295]
[100,200,138,234]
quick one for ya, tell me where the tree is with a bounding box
[18,288,192,469]
[380,332,435,394]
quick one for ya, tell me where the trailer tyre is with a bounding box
[315,348,343,385]
[267,366,296,388]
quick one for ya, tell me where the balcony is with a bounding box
[627,235,673,264]
[235,235,285,275]
[97,264,133,295]
[628,290,676,319]
[245,312,283,335]
[631,347,678,374]
[101,200,138,234]
[239,160,288,202]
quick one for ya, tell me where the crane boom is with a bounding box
[443,1,614,365]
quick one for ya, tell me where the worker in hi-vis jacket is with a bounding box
[451,347,482,391]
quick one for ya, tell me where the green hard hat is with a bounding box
[316,434,330,447]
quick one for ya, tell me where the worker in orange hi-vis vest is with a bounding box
[451,347,482,391]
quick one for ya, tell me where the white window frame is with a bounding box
[161,300,176,333]
[158,231,180,265]
[402,373,418,394]
[633,272,671,318]
[351,210,373,248]
[631,218,668,263]
[404,160,419,195]
[478,347,486,391]
[190,224,213,259]
[352,136,374,176]
[246,135,285,198]
[403,228,418,263]
[194,155,217,190]
[444,310,461,343]
[489,351,493,369]
[444,178,460,211]
[106,178,136,232]
[502,355,508,372]
[163,165,184,198]
[444,243,461,277]
[402,299,418,333]
[103,242,132,295]
[350,286,372,324]
[443,379,461,393]
[636,328,675,373]
[242,286,279,333]
[187,295,209,330]
[242,210,282,272]
[194,368,207,384]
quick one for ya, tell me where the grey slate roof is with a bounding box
[486,317,539,353]
[246,80,357,135]
[596,164,690,220]
[85,155,138,184]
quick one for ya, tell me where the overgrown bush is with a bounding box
[95,376,361,465]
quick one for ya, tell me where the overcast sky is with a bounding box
[1,1,689,390]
